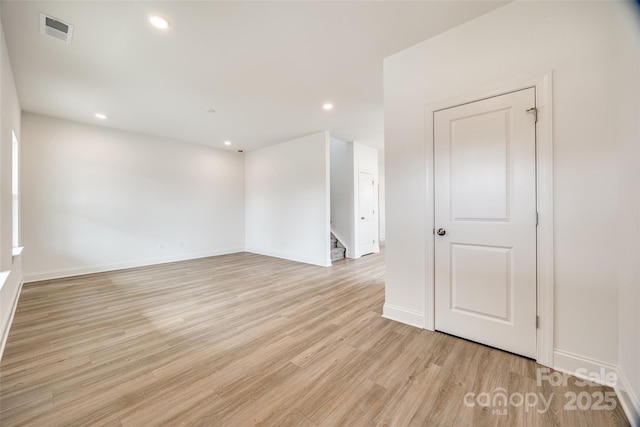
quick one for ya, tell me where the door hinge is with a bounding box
[536,212,539,226]
[536,315,540,329]
[526,107,538,123]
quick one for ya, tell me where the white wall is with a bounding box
[330,137,354,254]
[378,150,385,242]
[21,113,245,281]
[245,131,331,267]
[0,10,20,271]
[615,3,640,423]
[385,0,626,380]
[353,142,379,257]
[0,11,24,358]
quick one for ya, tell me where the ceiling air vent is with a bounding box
[39,13,74,45]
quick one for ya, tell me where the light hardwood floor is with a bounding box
[0,249,629,426]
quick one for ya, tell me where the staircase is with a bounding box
[330,233,346,261]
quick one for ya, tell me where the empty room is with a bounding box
[0,1,638,426]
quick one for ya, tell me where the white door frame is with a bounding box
[355,168,380,258]
[424,71,554,367]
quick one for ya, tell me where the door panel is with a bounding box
[451,244,512,321]
[359,171,375,256]
[434,88,537,358]
[451,110,509,221]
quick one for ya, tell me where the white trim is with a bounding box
[553,349,618,387]
[323,134,333,268]
[554,349,639,425]
[382,303,425,328]
[0,274,23,361]
[534,72,555,368]
[424,71,554,366]
[23,248,245,283]
[616,365,640,427]
[0,271,9,286]
[245,248,331,268]
[354,167,381,259]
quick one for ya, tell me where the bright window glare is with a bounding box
[12,131,19,248]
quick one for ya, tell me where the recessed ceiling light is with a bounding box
[323,103,334,110]
[224,141,232,146]
[95,113,107,120]
[149,16,170,30]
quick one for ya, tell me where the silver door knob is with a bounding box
[436,228,446,236]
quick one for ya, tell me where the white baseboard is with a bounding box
[382,303,425,328]
[245,248,331,267]
[0,275,23,361]
[22,247,245,283]
[345,249,379,260]
[553,349,618,386]
[554,349,639,426]
[616,366,640,427]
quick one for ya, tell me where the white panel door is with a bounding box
[434,88,537,358]
[359,171,375,256]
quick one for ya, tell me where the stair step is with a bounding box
[331,247,345,261]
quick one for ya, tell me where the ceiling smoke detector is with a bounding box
[40,13,74,45]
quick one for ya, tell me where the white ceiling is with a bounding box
[1,1,508,152]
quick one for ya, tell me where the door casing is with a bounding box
[423,71,554,367]
[358,170,377,257]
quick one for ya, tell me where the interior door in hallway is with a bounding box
[359,171,376,256]
[434,88,537,358]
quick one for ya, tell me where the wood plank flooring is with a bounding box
[0,249,630,426]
